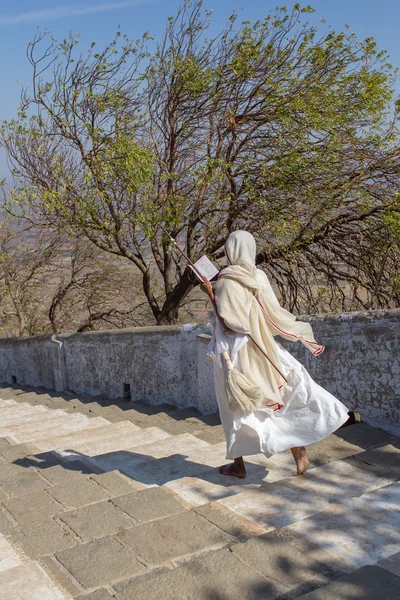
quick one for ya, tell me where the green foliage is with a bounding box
[1,0,400,321]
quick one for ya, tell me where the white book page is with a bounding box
[189,255,219,282]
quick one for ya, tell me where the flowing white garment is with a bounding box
[211,327,349,459]
[209,229,349,460]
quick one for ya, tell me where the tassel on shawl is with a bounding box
[222,351,265,413]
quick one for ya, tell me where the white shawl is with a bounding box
[218,230,324,356]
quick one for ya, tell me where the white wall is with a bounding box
[0,309,398,435]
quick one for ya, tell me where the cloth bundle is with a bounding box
[222,349,265,413]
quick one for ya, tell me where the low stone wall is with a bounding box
[0,310,398,435]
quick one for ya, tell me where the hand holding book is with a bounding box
[160,225,219,283]
[189,255,219,283]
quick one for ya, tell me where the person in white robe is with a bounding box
[201,230,349,478]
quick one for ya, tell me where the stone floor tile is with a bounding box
[145,414,203,436]
[116,510,229,566]
[114,548,280,600]
[0,437,12,449]
[288,482,400,569]
[84,405,126,422]
[192,428,226,444]
[89,471,142,497]
[47,397,80,411]
[185,442,231,468]
[194,501,268,539]
[112,487,186,524]
[38,556,82,597]
[164,475,244,506]
[74,589,114,600]
[0,506,15,532]
[128,432,209,460]
[0,404,49,425]
[56,536,146,589]
[334,423,396,450]
[12,415,110,444]
[122,400,179,416]
[1,469,50,498]
[354,444,400,476]
[6,517,77,558]
[198,452,311,488]
[88,450,153,480]
[307,434,363,460]
[218,460,393,531]
[0,387,23,400]
[34,460,95,485]
[59,500,136,542]
[48,479,109,510]
[35,421,127,453]
[60,425,168,458]
[377,551,400,577]
[0,397,18,405]
[232,528,350,592]
[246,452,308,481]
[4,489,62,525]
[295,565,400,599]
[0,560,68,600]
[0,459,34,483]
[343,455,398,481]
[0,409,68,432]
[112,409,152,427]
[0,533,23,573]
[0,442,41,462]
[116,451,215,487]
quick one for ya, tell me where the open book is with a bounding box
[189,255,219,282]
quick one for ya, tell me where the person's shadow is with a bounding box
[20,446,270,497]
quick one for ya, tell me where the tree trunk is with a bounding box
[156,269,195,325]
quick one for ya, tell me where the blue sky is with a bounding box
[1,0,399,177]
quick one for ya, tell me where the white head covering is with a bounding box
[225,231,257,272]
[219,230,324,356]
[223,230,259,288]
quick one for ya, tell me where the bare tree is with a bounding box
[0,224,61,336]
[0,222,153,337]
[48,238,152,333]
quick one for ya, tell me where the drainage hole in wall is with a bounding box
[11,375,17,384]
[123,383,131,401]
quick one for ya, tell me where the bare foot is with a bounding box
[219,458,247,479]
[291,447,310,476]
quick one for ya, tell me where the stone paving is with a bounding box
[0,384,399,600]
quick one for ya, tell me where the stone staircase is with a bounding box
[0,385,399,600]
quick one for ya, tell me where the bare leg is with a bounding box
[219,456,247,478]
[291,446,310,475]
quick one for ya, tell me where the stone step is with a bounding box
[0,408,73,432]
[0,398,18,408]
[0,405,96,429]
[35,420,145,454]
[4,414,111,445]
[0,559,67,600]
[91,432,211,476]
[215,459,394,534]
[0,534,23,574]
[60,425,171,459]
[288,481,400,570]
[0,404,52,425]
[295,564,400,600]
